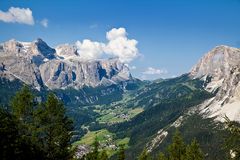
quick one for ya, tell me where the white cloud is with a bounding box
[0,7,34,25]
[105,27,139,63]
[106,27,127,40]
[40,18,48,28]
[75,40,105,61]
[73,27,139,63]
[143,67,168,75]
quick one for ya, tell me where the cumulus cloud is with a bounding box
[74,27,139,63]
[40,18,48,28]
[75,40,105,61]
[105,28,139,63]
[106,28,127,40]
[0,7,34,25]
[143,67,168,75]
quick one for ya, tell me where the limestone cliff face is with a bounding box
[190,45,240,100]
[190,45,240,121]
[39,58,131,89]
[0,39,132,90]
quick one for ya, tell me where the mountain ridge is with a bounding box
[0,39,133,90]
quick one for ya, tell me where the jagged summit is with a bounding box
[0,38,56,58]
[32,38,56,59]
[190,45,240,121]
[0,39,133,90]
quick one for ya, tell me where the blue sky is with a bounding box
[1,0,240,79]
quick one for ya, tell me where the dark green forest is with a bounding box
[0,86,73,160]
[1,77,240,159]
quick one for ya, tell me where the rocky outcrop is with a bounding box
[190,45,240,121]
[0,39,133,90]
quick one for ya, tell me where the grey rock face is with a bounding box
[190,45,240,121]
[191,45,240,80]
[33,38,56,59]
[0,39,132,89]
[190,45,240,100]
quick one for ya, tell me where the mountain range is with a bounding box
[0,39,240,159]
[0,39,133,90]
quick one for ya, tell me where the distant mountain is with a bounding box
[0,39,133,90]
[190,45,240,121]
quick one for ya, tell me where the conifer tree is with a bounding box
[11,86,34,128]
[185,138,204,160]
[10,86,43,157]
[0,107,22,159]
[36,93,73,160]
[1,87,74,159]
[167,130,186,160]
[5,86,45,159]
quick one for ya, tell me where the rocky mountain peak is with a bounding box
[31,38,56,59]
[0,38,56,59]
[190,45,240,91]
[0,39,23,53]
[190,45,240,121]
[191,45,240,74]
[0,39,133,90]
